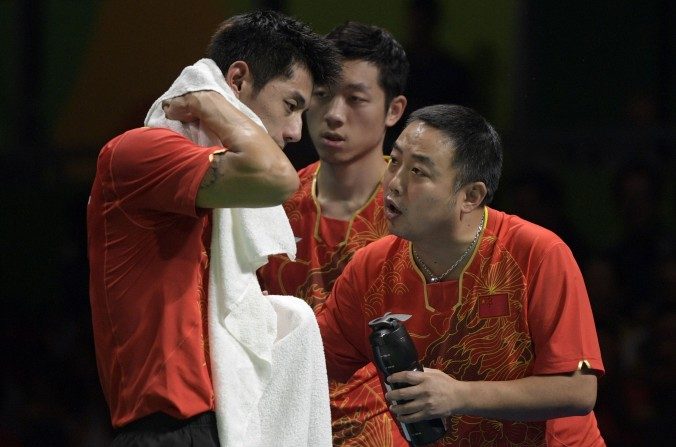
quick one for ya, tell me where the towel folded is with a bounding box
[145,58,331,447]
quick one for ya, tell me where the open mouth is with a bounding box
[385,198,402,216]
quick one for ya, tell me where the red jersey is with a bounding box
[319,207,606,446]
[258,161,407,446]
[87,127,221,427]
[259,161,389,307]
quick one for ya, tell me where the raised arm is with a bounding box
[163,90,299,208]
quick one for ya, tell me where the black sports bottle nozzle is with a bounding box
[368,312,446,446]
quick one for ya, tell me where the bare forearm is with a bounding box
[387,368,598,423]
[457,372,597,421]
[177,91,299,208]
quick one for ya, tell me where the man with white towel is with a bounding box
[87,10,340,446]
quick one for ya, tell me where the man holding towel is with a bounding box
[87,10,339,446]
[257,21,410,446]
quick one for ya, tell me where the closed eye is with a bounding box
[285,100,298,112]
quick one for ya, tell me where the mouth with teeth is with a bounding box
[384,197,402,220]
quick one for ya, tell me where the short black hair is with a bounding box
[326,21,408,107]
[407,104,503,205]
[207,10,341,92]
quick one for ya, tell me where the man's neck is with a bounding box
[412,208,485,279]
[316,150,388,220]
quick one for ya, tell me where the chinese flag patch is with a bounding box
[479,293,509,318]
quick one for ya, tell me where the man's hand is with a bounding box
[162,91,221,123]
[163,94,198,123]
[386,368,465,423]
[161,90,299,208]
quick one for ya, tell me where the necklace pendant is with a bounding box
[430,277,439,283]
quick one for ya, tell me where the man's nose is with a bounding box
[324,96,346,128]
[385,169,403,195]
[283,115,303,144]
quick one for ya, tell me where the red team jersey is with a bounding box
[259,161,388,307]
[88,128,218,427]
[318,207,606,446]
[258,161,409,446]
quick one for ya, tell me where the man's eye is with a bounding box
[285,101,297,111]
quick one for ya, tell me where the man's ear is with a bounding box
[225,61,252,98]
[385,95,407,127]
[460,182,488,212]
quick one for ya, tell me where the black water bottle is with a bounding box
[368,312,446,446]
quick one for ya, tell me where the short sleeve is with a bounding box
[100,127,222,218]
[527,242,605,376]
[316,248,372,382]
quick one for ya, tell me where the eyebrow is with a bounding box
[391,142,402,154]
[344,82,371,93]
[411,153,434,167]
[391,143,435,167]
[291,92,307,109]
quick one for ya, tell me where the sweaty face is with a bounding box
[306,60,390,164]
[240,65,313,148]
[383,121,460,243]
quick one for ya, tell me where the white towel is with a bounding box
[261,296,332,447]
[145,58,331,447]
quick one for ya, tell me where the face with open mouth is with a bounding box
[382,121,460,243]
[384,195,403,221]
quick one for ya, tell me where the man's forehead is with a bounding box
[396,121,434,147]
[342,81,371,92]
[392,141,434,165]
[340,60,380,89]
[288,63,314,86]
[406,121,453,146]
[395,123,453,161]
[272,68,313,98]
[406,121,429,138]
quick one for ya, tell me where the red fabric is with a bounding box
[318,207,606,446]
[258,161,389,308]
[258,161,407,446]
[478,293,509,318]
[87,127,222,428]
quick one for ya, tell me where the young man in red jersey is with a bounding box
[258,21,410,446]
[87,10,339,446]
